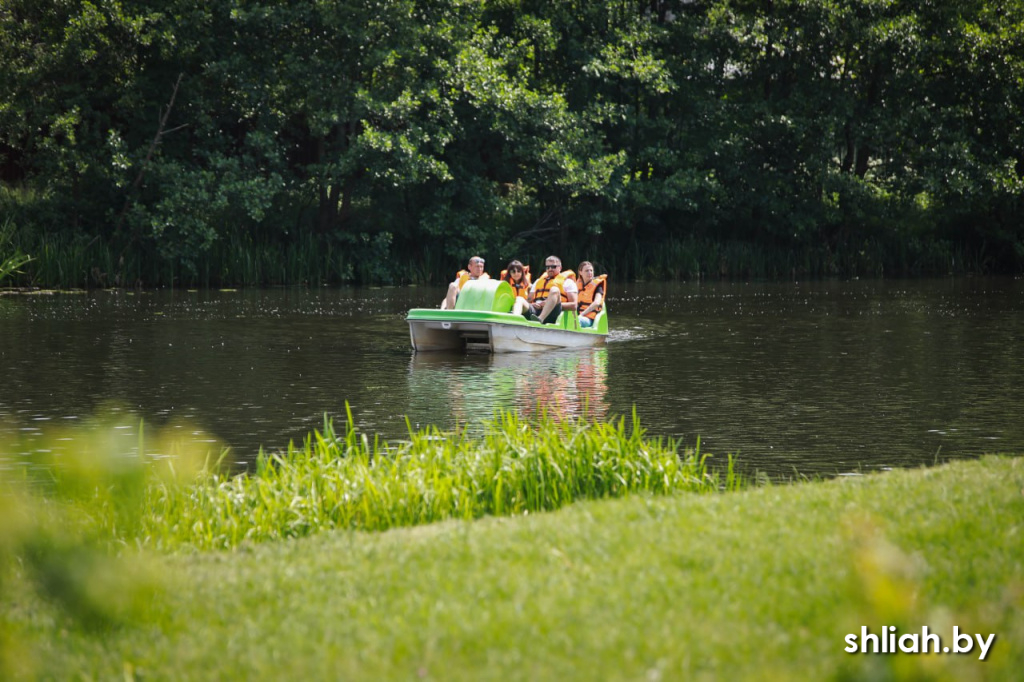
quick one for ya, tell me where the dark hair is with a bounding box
[504,260,525,280]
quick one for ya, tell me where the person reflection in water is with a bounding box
[515,349,609,422]
[576,349,609,421]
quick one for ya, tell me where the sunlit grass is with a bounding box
[144,406,736,550]
[0,407,735,675]
[1,407,735,554]
[3,439,1021,679]
[2,411,1022,679]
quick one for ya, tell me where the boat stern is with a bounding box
[408,316,496,352]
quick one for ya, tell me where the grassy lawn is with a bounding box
[2,447,1021,680]
[2,411,1024,675]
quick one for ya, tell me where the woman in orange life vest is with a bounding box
[575,261,606,328]
[500,260,531,315]
[526,255,577,324]
[441,255,489,309]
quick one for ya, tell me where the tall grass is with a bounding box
[1,407,737,553]
[7,229,385,288]
[3,218,989,289]
[197,232,356,287]
[145,407,737,550]
[0,218,33,284]
[0,407,733,674]
[610,235,977,282]
[1,228,144,288]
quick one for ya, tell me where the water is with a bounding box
[1,278,1021,479]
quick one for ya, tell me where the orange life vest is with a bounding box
[455,269,490,289]
[577,274,608,319]
[499,266,532,298]
[533,269,576,304]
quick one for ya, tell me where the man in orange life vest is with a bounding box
[526,255,578,324]
[441,255,489,309]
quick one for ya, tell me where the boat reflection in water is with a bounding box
[406,348,609,435]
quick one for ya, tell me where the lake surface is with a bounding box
[1,278,1022,479]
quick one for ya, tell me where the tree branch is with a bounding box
[114,73,186,237]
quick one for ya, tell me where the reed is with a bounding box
[1,406,737,553]
[143,406,737,550]
[0,219,33,284]
[3,219,985,288]
[609,234,976,282]
[199,232,331,287]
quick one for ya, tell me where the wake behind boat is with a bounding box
[407,279,608,353]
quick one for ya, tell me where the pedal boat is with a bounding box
[407,279,608,352]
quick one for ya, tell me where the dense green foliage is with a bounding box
[2,1,1023,286]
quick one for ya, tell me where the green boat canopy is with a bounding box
[454,279,517,313]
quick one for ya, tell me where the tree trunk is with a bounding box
[854,144,871,178]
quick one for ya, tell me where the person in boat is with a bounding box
[500,259,531,315]
[526,255,577,324]
[441,255,489,309]
[575,261,606,328]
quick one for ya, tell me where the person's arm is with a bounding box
[581,290,603,316]
[563,280,578,311]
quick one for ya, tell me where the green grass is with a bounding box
[3,407,732,552]
[1,416,1021,680]
[0,218,33,284]
[1,209,991,289]
[172,408,726,549]
[610,235,979,282]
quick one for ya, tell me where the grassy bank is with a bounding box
[1,417,1021,680]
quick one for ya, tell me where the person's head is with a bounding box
[467,256,485,277]
[578,261,594,282]
[505,260,525,282]
[543,255,562,276]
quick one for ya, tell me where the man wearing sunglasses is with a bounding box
[526,255,578,324]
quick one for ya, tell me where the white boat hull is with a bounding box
[408,318,606,353]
